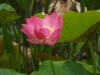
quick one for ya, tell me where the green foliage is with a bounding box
[0,48,11,68]
[63,61,100,75]
[0,36,4,57]
[31,60,65,75]
[0,68,26,75]
[0,3,15,11]
[31,60,100,75]
[34,13,44,18]
[33,52,64,61]
[80,62,99,73]
[44,0,51,13]
[0,9,19,24]
[74,42,85,56]
[0,3,19,24]
[1,24,12,54]
[31,72,42,75]
[84,0,100,10]
[96,9,100,12]
[60,11,100,42]
[0,1,100,75]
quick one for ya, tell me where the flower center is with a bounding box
[44,26,53,33]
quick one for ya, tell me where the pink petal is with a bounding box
[21,28,35,38]
[52,17,60,31]
[27,39,44,44]
[45,38,57,46]
[50,11,58,20]
[42,14,51,27]
[22,24,35,37]
[49,11,59,29]
[34,28,46,39]
[40,28,51,37]
[25,17,35,26]
[26,16,43,29]
[49,29,60,38]
[50,17,63,31]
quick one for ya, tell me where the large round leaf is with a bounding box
[60,11,100,42]
[39,61,65,75]
[63,61,100,75]
[31,60,100,75]
[31,60,65,75]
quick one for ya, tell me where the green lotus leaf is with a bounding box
[0,3,19,24]
[31,60,65,75]
[31,60,100,75]
[0,68,26,75]
[34,13,44,18]
[63,61,100,75]
[0,3,15,11]
[60,11,100,42]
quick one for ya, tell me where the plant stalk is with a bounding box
[87,40,96,75]
[48,47,56,75]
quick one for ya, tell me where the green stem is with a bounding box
[11,23,18,42]
[87,40,96,75]
[8,54,12,69]
[69,42,75,61]
[8,24,18,70]
[30,44,38,71]
[17,19,22,72]
[48,47,56,75]
[30,0,34,15]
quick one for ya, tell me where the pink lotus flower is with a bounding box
[21,11,63,46]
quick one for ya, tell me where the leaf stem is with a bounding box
[87,40,96,75]
[69,42,75,61]
[30,44,38,71]
[48,46,56,75]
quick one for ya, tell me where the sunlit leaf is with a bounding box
[34,13,44,18]
[96,9,100,12]
[60,11,100,42]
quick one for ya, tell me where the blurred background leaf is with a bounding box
[0,68,26,75]
[0,9,19,24]
[0,3,19,24]
[0,3,15,11]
